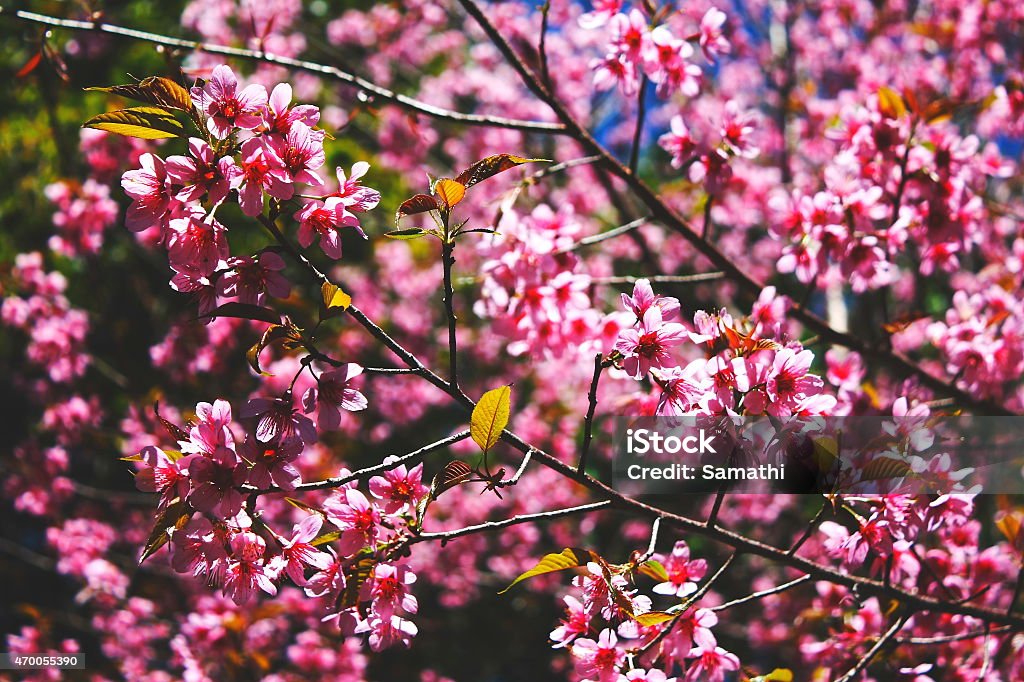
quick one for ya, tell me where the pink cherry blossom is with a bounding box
[302,363,367,430]
[572,629,624,682]
[121,153,170,231]
[165,138,240,205]
[368,457,427,513]
[614,306,688,379]
[278,514,332,585]
[192,64,268,139]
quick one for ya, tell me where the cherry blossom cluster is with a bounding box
[584,3,730,99]
[770,91,1014,292]
[613,279,835,417]
[550,540,738,682]
[119,64,379,315]
[1,251,91,383]
[475,205,607,358]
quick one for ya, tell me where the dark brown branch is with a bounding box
[835,612,909,682]
[711,574,812,611]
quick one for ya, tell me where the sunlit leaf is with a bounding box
[396,194,439,224]
[499,547,596,593]
[750,669,794,682]
[139,498,192,564]
[284,497,322,514]
[87,76,193,112]
[311,530,341,547]
[637,559,670,583]
[247,324,300,376]
[341,554,376,608]
[877,86,907,119]
[454,154,549,189]
[434,178,466,209]
[321,282,352,310]
[633,611,675,626]
[83,106,185,139]
[471,385,511,453]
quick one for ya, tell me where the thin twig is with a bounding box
[538,1,552,89]
[441,239,460,392]
[834,612,909,682]
[591,273,726,285]
[898,625,1014,645]
[2,9,566,134]
[629,76,649,175]
[243,430,471,494]
[638,516,663,564]
[578,353,605,474]
[711,574,812,611]
[413,500,611,546]
[787,500,830,556]
[496,447,534,488]
[558,216,650,254]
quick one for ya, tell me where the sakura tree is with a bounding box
[1,1,1024,680]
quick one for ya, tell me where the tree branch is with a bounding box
[2,8,567,135]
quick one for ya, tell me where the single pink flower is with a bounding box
[166,212,230,278]
[234,138,292,217]
[572,628,624,682]
[121,153,170,231]
[295,198,359,259]
[165,138,240,205]
[614,307,687,379]
[192,64,268,140]
[325,488,381,556]
[278,515,332,586]
[303,363,367,431]
[652,541,708,598]
[265,121,326,187]
[684,642,739,682]
[699,7,731,61]
[621,278,680,322]
[134,445,194,508]
[362,562,418,618]
[264,82,320,136]
[331,162,381,215]
[241,394,317,444]
[187,456,247,517]
[368,457,427,514]
[217,251,291,305]
[240,435,302,490]
[222,531,279,604]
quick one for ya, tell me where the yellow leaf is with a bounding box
[83,106,185,139]
[471,385,511,453]
[877,86,907,119]
[321,282,352,310]
[633,611,676,626]
[434,178,466,209]
[499,547,595,593]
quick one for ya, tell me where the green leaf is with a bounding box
[396,193,439,224]
[83,106,185,139]
[500,548,596,593]
[87,76,193,112]
[385,227,430,240]
[201,302,281,325]
[455,154,549,189]
[311,530,341,547]
[637,559,670,583]
[139,498,192,564]
[321,282,352,310]
[633,611,676,626]
[471,385,511,454]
